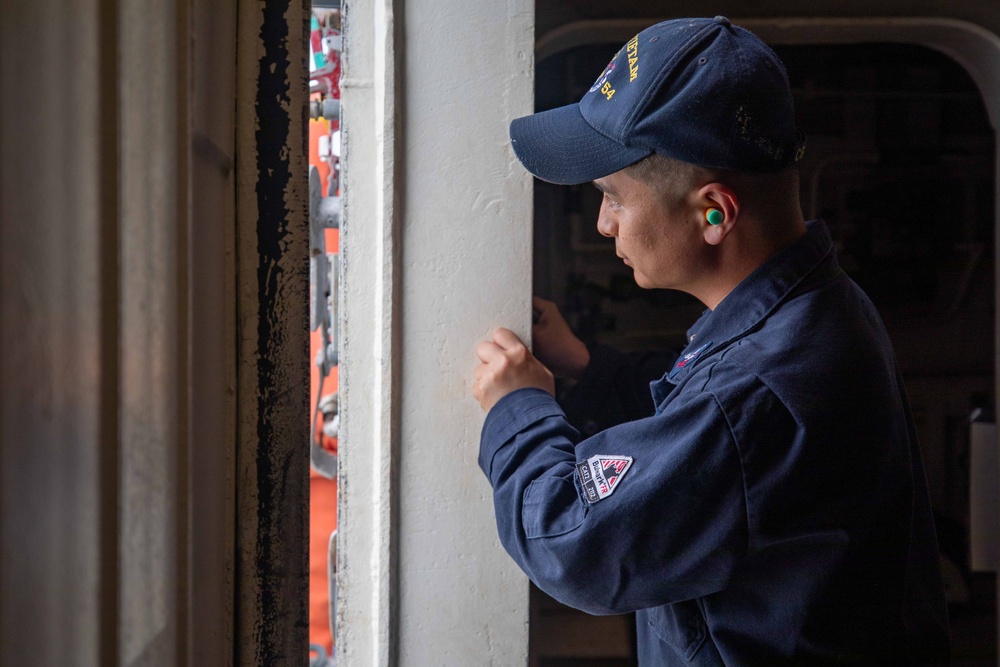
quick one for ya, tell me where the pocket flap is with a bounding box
[522,476,587,539]
[646,601,708,662]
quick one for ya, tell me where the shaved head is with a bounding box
[621,153,802,228]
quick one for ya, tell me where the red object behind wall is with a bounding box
[309,452,337,654]
[309,113,340,656]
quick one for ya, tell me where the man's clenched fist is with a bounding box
[473,328,555,412]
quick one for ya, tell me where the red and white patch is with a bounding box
[576,455,633,504]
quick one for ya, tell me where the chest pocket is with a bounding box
[646,600,708,662]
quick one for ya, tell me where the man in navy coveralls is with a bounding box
[472,16,950,666]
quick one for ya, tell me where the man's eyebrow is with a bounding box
[592,180,616,196]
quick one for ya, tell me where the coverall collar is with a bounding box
[662,219,839,388]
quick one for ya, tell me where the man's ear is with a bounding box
[698,183,740,246]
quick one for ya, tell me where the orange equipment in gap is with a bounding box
[308,4,342,666]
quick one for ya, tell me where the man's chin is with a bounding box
[632,271,655,290]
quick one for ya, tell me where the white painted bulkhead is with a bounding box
[338,0,535,664]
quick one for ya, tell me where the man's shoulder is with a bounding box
[694,276,900,426]
[743,270,889,363]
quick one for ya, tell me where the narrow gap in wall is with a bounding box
[532,41,996,667]
[307,3,342,665]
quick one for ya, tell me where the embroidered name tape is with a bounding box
[576,455,634,504]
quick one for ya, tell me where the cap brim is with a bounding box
[509,103,652,185]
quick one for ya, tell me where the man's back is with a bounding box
[635,221,949,664]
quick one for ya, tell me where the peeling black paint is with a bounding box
[248,0,310,664]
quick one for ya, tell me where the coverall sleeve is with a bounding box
[561,343,681,436]
[479,386,747,616]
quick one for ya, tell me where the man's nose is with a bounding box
[597,202,616,238]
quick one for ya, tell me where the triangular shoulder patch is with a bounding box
[576,454,633,504]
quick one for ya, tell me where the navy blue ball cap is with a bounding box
[509,102,653,185]
[510,16,806,185]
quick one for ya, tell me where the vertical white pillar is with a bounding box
[340,0,535,664]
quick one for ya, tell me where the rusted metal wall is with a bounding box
[1,0,305,663]
[235,0,311,665]
[0,1,119,664]
[189,0,239,663]
[118,0,182,663]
